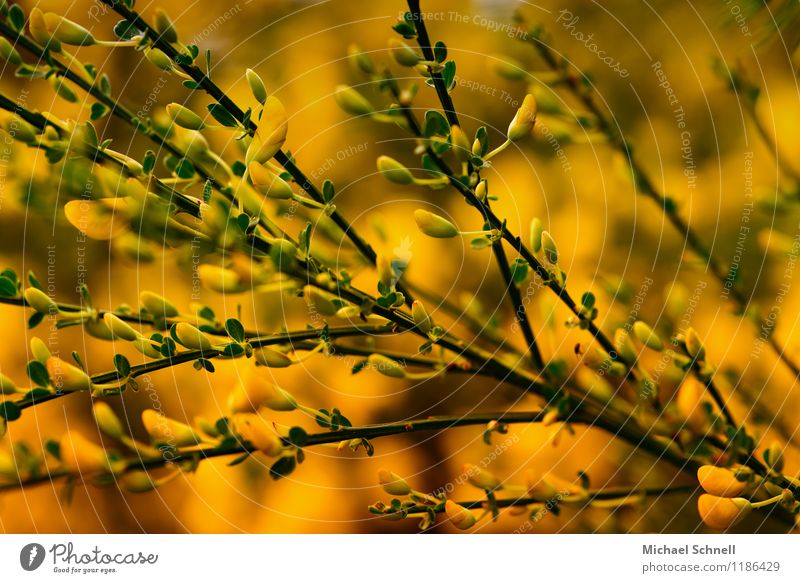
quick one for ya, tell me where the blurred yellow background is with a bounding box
[0,0,798,533]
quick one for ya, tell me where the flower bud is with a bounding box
[765,441,784,473]
[174,322,214,351]
[378,469,412,495]
[614,329,637,363]
[334,85,373,116]
[389,38,420,67]
[248,162,293,199]
[60,431,113,474]
[411,300,432,334]
[198,264,242,294]
[121,470,157,493]
[5,116,39,144]
[48,75,77,102]
[685,327,705,360]
[475,180,488,202]
[445,500,477,530]
[245,96,288,164]
[144,47,173,71]
[530,218,543,253]
[142,409,200,446]
[450,125,472,164]
[30,337,51,363]
[490,55,527,80]
[29,8,60,51]
[103,313,139,342]
[347,43,374,75]
[46,357,92,392]
[0,37,21,64]
[231,413,284,456]
[464,463,501,490]
[228,374,298,412]
[43,13,95,46]
[377,155,414,185]
[24,287,57,314]
[93,401,124,439]
[246,68,267,104]
[377,255,394,289]
[676,377,710,433]
[541,230,558,264]
[525,469,558,500]
[0,373,18,395]
[633,321,664,351]
[697,494,751,529]
[166,103,205,130]
[368,354,406,378]
[697,465,747,497]
[154,8,178,43]
[303,285,339,316]
[507,94,537,141]
[140,291,179,318]
[253,347,293,368]
[414,209,459,238]
[132,338,162,358]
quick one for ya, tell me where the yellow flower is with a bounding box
[93,402,124,439]
[303,286,339,317]
[141,410,199,447]
[378,469,412,496]
[173,322,214,351]
[252,347,293,368]
[231,413,283,456]
[246,96,288,164]
[246,69,268,104]
[368,354,406,379]
[697,465,747,497]
[198,264,243,294]
[334,85,373,116]
[377,156,414,185]
[103,313,140,342]
[228,374,298,413]
[697,494,751,529]
[465,463,501,490]
[24,287,57,315]
[0,373,18,395]
[248,162,293,199]
[166,103,205,130]
[676,377,710,433]
[411,300,432,334]
[445,500,477,530]
[60,431,113,474]
[413,209,459,238]
[507,94,537,141]
[46,357,92,392]
[43,13,95,46]
[140,291,179,318]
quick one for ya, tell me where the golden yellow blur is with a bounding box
[0,0,798,533]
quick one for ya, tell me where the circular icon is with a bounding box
[19,543,46,571]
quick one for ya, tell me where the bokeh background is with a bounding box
[0,0,799,533]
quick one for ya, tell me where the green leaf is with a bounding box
[45,439,61,460]
[207,104,239,127]
[220,343,245,358]
[113,19,140,40]
[511,258,529,285]
[197,306,215,321]
[197,358,215,372]
[322,179,335,203]
[26,360,50,387]
[113,354,131,378]
[28,311,45,329]
[269,456,297,480]
[174,158,195,179]
[22,388,52,403]
[0,276,17,297]
[90,102,109,121]
[182,80,202,90]
[27,271,43,291]
[423,110,450,137]
[434,41,447,63]
[231,161,246,177]
[142,150,156,174]
[202,180,213,203]
[225,318,245,342]
[442,61,457,91]
[8,4,25,32]
[0,400,21,421]
[288,426,308,447]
